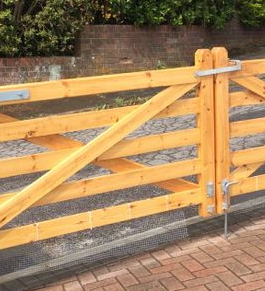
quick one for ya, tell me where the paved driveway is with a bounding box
[34,207,265,291]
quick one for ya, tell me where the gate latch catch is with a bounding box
[222,179,239,196]
[222,179,239,210]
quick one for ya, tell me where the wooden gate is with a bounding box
[0,49,216,250]
[213,48,265,216]
[0,47,264,250]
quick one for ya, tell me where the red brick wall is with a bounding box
[1,18,264,85]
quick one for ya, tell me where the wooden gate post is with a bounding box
[211,47,230,214]
[195,49,216,217]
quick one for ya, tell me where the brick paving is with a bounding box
[33,213,265,291]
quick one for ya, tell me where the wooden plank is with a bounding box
[0,67,198,105]
[0,128,200,178]
[0,83,197,229]
[0,113,198,208]
[231,145,265,166]
[230,91,265,108]
[195,49,215,217]
[0,113,83,149]
[96,158,198,193]
[212,47,230,214]
[0,159,201,208]
[231,174,265,197]
[84,128,200,161]
[0,113,18,123]
[230,76,265,99]
[0,188,202,250]
[0,98,199,142]
[230,59,265,78]
[231,117,265,138]
[230,163,263,181]
[156,178,198,192]
[0,112,198,196]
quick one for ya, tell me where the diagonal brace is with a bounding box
[0,83,197,229]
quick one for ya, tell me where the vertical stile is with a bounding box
[212,47,230,214]
[195,49,216,217]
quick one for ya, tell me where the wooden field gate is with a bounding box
[0,47,264,250]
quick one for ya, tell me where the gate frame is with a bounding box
[0,48,217,250]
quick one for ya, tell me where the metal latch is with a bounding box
[195,60,242,77]
[222,179,239,209]
[222,179,239,240]
[207,182,214,198]
[0,89,30,103]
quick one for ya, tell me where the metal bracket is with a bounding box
[0,89,30,103]
[207,205,215,214]
[195,60,242,77]
[207,182,214,198]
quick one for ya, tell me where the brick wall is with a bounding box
[1,18,265,85]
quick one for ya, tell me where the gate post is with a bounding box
[195,49,216,217]
[211,47,230,214]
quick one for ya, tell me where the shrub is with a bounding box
[100,0,235,28]
[0,0,92,57]
[181,0,236,28]
[0,0,264,57]
[237,0,265,27]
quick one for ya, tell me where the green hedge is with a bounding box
[106,0,236,28]
[0,0,92,57]
[237,0,265,26]
[0,0,265,57]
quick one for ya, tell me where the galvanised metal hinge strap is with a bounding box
[207,182,214,198]
[0,89,30,103]
[195,60,242,77]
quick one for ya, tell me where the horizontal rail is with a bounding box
[0,98,199,142]
[230,76,265,99]
[230,117,265,138]
[0,129,200,178]
[231,174,265,196]
[231,145,265,166]
[0,188,201,250]
[0,67,198,105]
[94,159,199,193]
[0,159,201,207]
[229,59,265,78]
[230,91,265,108]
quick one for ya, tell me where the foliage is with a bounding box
[0,0,92,57]
[236,0,265,27]
[0,0,264,57]
[93,0,236,28]
[180,0,236,28]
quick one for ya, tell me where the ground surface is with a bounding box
[34,208,265,291]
